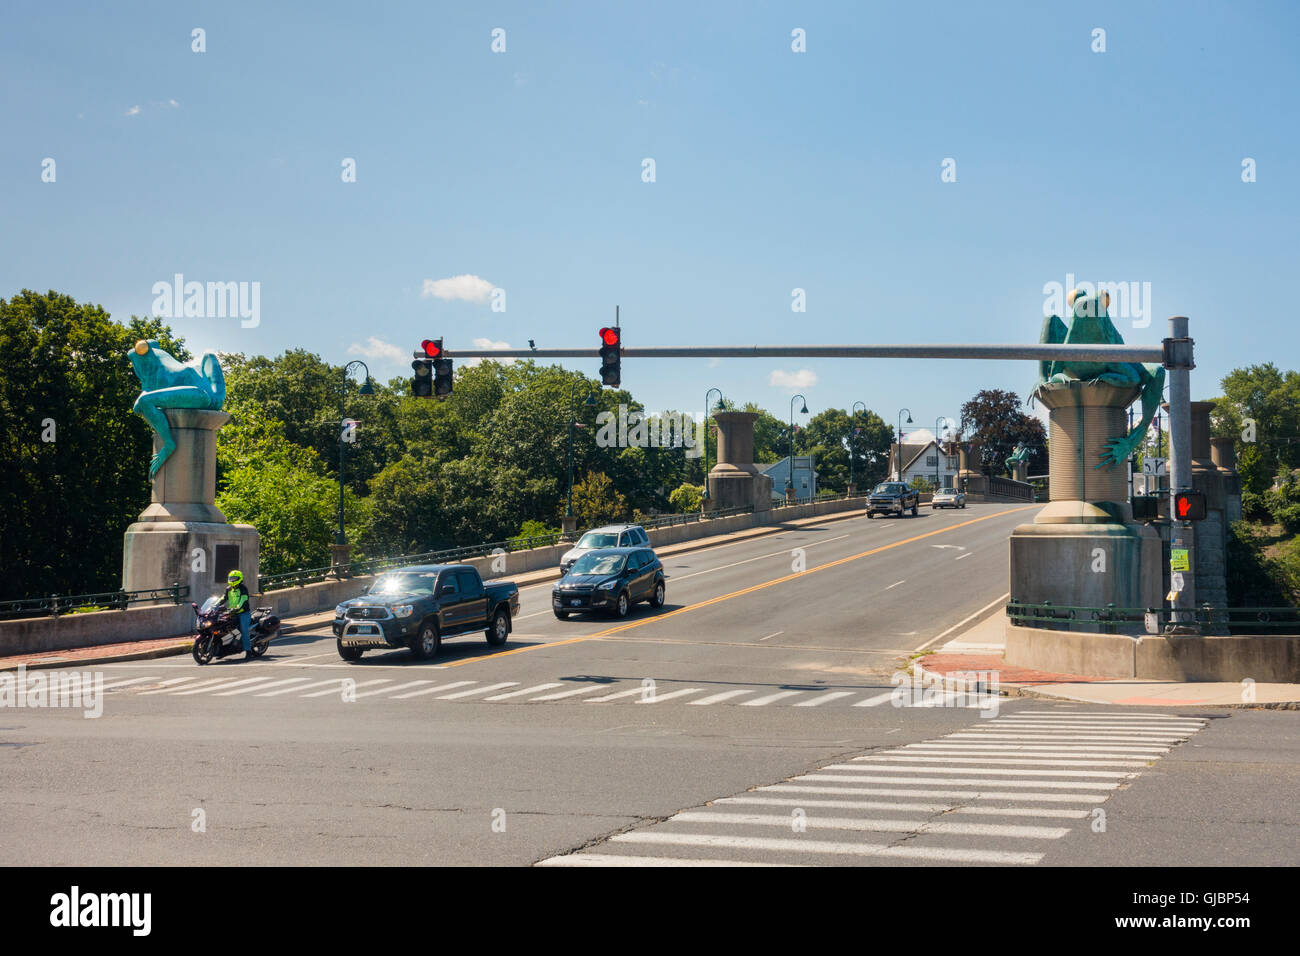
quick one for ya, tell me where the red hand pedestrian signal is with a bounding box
[1173,491,1206,520]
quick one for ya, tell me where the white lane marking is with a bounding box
[949,733,1189,743]
[741,690,805,707]
[137,677,205,695]
[353,680,434,699]
[798,774,1119,789]
[851,755,1152,768]
[301,679,391,698]
[438,682,518,699]
[484,682,563,701]
[955,552,972,560]
[99,677,157,691]
[853,691,897,707]
[256,677,350,697]
[885,580,906,590]
[836,764,1132,779]
[909,743,1170,753]
[670,534,851,584]
[538,854,797,868]
[610,832,1042,866]
[957,806,1092,818]
[716,796,953,813]
[903,747,1167,759]
[793,691,856,708]
[637,687,706,704]
[913,593,1010,652]
[529,685,606,701]
[391,681,477,699]
[270,652,339,666]
[759,785,1107,802]
[586,687,647,703]
[994,719,1204,728]
[1017,711,1200,719]
[172,676,276,696]
[669,811,1070,840]
[758,631,783,642]
[216,677,312,696]
[688,689,756,706]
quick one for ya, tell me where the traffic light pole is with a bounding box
[1165,316,1197,632]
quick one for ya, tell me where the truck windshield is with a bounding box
[569,553,626,576]
[872,483,904,495]
[369,572,436,596]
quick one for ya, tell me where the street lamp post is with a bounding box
[565,385,598,522]
[850,400,866,493]
[703,388,723,502]
[895,408,913,481]
[934,415,949,490]
[336,360,374,549]
[788,394,809,499]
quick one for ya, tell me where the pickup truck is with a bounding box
[332,564,520,661]
[866,481,921,518]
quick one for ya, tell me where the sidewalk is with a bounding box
[1,505,866,672]
[916,607,1300,708]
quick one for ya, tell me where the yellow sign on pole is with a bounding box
[1170,548,1190,572]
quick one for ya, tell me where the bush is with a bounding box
[668,483,704,513]
[908,476,936,493]
[1264,470,1300,533]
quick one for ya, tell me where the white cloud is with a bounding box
[467,337,514,367]
[125,105,141,117]
[348,337,406,364]
[421,274,496,304]
[167,98,179,108]
[768,368,818,390]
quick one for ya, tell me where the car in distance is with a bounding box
[559,524,651,573]
[866,481,921,518]
[932,487,967,509]
[553,547,665,619]
[333,564,519,661]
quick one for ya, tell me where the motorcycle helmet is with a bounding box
[227,570,243,586]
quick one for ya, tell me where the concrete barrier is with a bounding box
[0,496,867,656]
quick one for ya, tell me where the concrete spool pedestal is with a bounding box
[706,412,773,512]
[122,409,259,603]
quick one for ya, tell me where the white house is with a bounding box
[890,440,961,489]
[760,455,818,502]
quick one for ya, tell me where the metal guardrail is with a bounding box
[1007,600,1300,634]
[0,584,190,621]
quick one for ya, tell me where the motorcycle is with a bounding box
[191,596,280,664]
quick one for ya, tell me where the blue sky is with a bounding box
[3,0,1297,440]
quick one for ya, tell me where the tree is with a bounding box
[571,471,629,528]
[1210,364,1300,518]
[669,483,704,513]
[0,290,188,597]
[959,389,1047,477]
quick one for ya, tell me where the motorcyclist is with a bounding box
[223,570,253,658]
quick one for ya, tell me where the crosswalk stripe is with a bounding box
[99,677,156,691]
[137,677,206,695]
[586,687,647,703]
[759,784,1107,802]
[839,763,1131,779]
[895,748,1165,760]
[256,677,349,697]
[353,680,433,699]
[637,688,706,704]
[302,679,391,698]
[720,797,1089,820]
[216,677,312,696]
[669,811,1070,840]
[741,690,805,707]
[438,682,518,699]
[173,676,276,696]
[529,685,605,701]
[538,853,798,868]
[853,755,1152,768]
[1017,711,1197,719]
[990,721,1202,731]
[392,681,477,699]
[948,732,1188,742]
[793,691,855,707]
[853,691,898,707]
[798,773,1120,789]
[908,743,1169,753]
[609,832,1042,866]
[484,682,563,701]
[688,689,757,706]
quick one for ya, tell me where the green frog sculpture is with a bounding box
[129,339,226,477]
[1004,444,1030,473]
[1034,289,1165,470]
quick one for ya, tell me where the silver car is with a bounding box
[559,524,651,573]
[932,488,967,509]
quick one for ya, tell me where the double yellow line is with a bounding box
[446,505,1037,668]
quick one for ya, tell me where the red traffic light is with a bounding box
[599,327,620,346]
[421,339,442,358]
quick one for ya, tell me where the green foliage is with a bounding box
[1210,363,1300,507]
[1226,521,1297,607]
[668,483,704,513]
[571,471,628,528]
[908,475,937,493]
[0,290,189,597]
[1264,469,1300,533]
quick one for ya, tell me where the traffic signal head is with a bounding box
[433,357,454,398]
[599,326,621,387]
[411,359,432,398]
[1173,490,1206,521]
[421,338,442,358]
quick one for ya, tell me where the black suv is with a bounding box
[552,547,665,619]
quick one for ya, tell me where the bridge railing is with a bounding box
[1006,600,1300,634]
[0,584,191,621]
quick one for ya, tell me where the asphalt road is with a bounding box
[2,503,1297,867]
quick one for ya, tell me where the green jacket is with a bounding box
[224,582,250,614]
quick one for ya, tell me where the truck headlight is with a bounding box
[334,604,347,617]
[392,605,414,618]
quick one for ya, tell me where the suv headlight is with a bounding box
[392,605,414,618]
[334,604,347,617]
[598,580,619,590]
